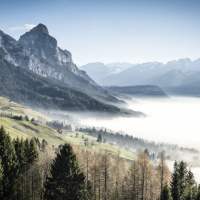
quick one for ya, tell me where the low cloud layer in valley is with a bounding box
[44,97,200,149]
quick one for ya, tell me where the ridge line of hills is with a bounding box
[81,60,200,96]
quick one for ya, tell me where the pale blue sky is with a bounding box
[0,0,200,65]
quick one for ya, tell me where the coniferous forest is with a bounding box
[0,125,199,200]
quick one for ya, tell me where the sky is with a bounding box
[0,0,200,65]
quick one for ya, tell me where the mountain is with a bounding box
[0,24,117,102]
[81,62,165,86]
[0,59,121,112]
[80,62,113,84]
[82,59,200,96]
[0,24,129,113]
[104,62,165,86]
[106,85,167,97]
[80,62,131,84]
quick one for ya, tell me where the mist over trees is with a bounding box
[78,127,198,161]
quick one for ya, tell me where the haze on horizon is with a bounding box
[0,0,200,65]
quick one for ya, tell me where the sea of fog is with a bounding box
[76,96,200,182]
[44,96,200,181]
[74,96,200,149]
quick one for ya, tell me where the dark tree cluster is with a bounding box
[44,144,91,200]
[47,120,72,131]
[161,161,200,200]
[0,126,39,200]
[1,125,200,200]
[0,113,30,121]
[0,126,90,200]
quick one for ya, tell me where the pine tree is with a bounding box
[29,138,39,163]
[97,134,103,143]
[44,143,91,200]
[186,170,195,187]
[170,161,192,200]
[196,185,200,200]
[158,151,168,200]
[13,138,25,172]
[24,138,38,166]
[0,126,17,199]
[21,138,39,200]
[178,161,187,199]
[184,170,197,200]
[171,161,180,200]
[161,185,172,200]
[0,159,3,198]
[13,138,26,200]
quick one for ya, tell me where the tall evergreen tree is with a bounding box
[24,138,38,166]
[20,138,39,200]
[0,126,17,200]
[44,143,91,200]
[97,133,103,143]
[161,185,172,200]
[0,159,3,198]
[178,161,187,200]
[170,161,195,200]
[171,161,180,200]
[184,170,197,200]
[13,138,25,172]
[29,138,39,163]
[195,185,200,200]
[13,138,25,200]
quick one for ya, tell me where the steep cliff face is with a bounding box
[18,24,77,78]
[0,30,19,65]
[0,26,122,112]
[0,24,117,102]
[0,59,120,112]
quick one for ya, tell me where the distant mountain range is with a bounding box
[106,85,167,97]
[81,59,200,96]
[0,24,127,113]
[80,62,132,84]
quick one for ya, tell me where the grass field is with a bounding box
[0,96,135,160]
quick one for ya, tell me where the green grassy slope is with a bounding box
[0,96,134,160]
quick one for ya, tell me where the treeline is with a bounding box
[0,126,40,199]
[46,120,72,132]
[161,161,200,200]
[0,126,200,200]
[78,127,199,160]
[0,112,40,125]
[0,126,51,200]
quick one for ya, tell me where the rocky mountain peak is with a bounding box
[19,23,55,45]
[18,23,58,65]
[0,25,117,103]
[29,23,49,35]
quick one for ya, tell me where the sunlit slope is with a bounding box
[0,96,49,121]
[0,97,134,160]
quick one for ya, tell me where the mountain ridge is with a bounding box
[0,59,121,112]
[0,23,118,102]
[82,59,200,95]
[0,24,130,113]
[106,85,167,97]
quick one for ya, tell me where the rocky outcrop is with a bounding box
[0,24,117,102]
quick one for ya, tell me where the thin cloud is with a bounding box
[9,24,36,32]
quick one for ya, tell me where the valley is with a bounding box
[1,95,200,170]
[1,0,200,199]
